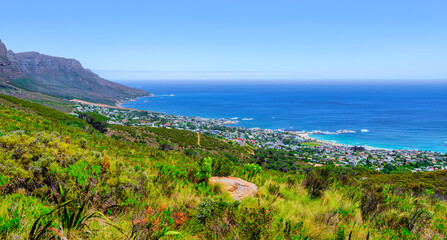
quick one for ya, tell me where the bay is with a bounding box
[119,80,447,153]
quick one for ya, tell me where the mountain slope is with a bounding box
[0,39,149,105]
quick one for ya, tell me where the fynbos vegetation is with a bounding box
[1,94,447,239]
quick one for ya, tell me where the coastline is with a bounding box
[308,134,384,150]
[82,97,444,154]
[70,99,140,111]
[294,132,352,147]
[288,132,371,149]
[115,95,153,108]
[290,131,398,151]
[118,95,446,154]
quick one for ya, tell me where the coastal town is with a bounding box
[73,103,447,173]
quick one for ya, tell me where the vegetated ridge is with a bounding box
[0,39,149,105]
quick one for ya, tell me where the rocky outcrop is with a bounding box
[0,39,150,105]
[0,40,24,82]
[209,177,258,200]
[0,39,7,56]
[14,52,84,74]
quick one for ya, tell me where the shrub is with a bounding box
[225,153,240,165]
[381,164,397,174]
[66,160,101,187]
[0,173,9,188]
[338,174,351,185]
[154,163,185,196]
[360,189,385,221]
[212,157,234,177]
[184,148,201,158]
[158,140,174,151]
[276,218,309,239]
[0,131,105,196]
[244,163,262,181]
[195,182,213,196]
[197,198,241,238]
[251,149,299,172]
[77,111,109,133]
[196,157,213,183]
[64,120,86,129]
[286,175,299,189]
[239,207,272,240]
[390,208,433,236]
[408,208,432,233]
[132,204,184,239]
[303,170,328,198]
[267,183,280,196]
[336,206,356,222]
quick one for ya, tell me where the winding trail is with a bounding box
[197,132,201,146]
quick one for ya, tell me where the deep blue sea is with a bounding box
[118,80,447,153]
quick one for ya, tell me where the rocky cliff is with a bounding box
[0,39,150,105]
[0,40,24,82]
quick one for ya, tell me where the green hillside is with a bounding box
[1,94,447,239]
[0,83,75,113]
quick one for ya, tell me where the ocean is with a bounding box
[118,80,447,153]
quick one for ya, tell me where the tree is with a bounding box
[381,164,396,174]
[76,112,109,133]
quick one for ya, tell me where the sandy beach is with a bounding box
[291,132,355,148]
[70,99,139,111]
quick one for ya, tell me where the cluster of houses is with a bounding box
[294,144,447,172]
[73,103,447,172]
[73,104,236,128]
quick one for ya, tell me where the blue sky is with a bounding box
[1,0,447,80]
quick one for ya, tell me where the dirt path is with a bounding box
[197,132,201,146]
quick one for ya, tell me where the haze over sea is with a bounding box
[119,80,447,153]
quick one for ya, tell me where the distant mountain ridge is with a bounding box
[0,39,150,105]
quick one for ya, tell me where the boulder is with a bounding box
[209,177,258,200]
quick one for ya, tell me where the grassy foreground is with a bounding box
[1,94,447,239]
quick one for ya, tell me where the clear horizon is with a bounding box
[96,70,447,82]
[2,0,447,80]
